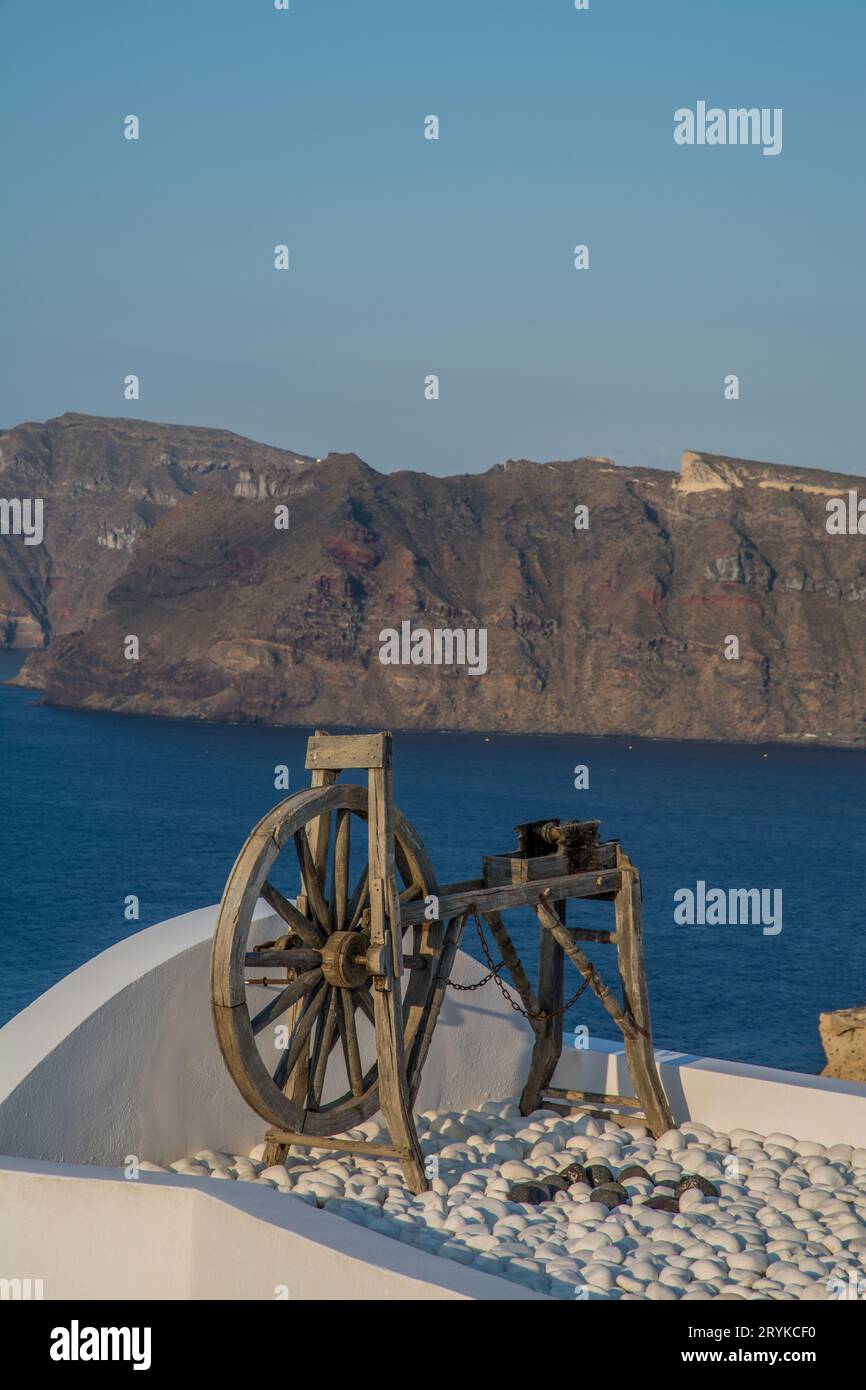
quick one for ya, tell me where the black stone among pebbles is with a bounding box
[506,1181,551,1206]
[590,1183,629,1210]
[586,1164,615,1188]
[675,1174,720,1199]
[557,1162,588,1186]
[543,1174,572,1195]
[642,1194,680,1213]
[618,1165,651,1184]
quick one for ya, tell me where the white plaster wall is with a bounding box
[0,1159,546,1301]
[0,903,534,1166]
[555,1038,866,1148]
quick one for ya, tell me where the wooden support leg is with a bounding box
[369,762,428,1194]
[407,914,466,1104]
[614,849,675,1137]
[520,901,565,1115]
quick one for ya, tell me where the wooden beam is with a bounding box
[542,1100,646,1124]
[535,896,637,1038]
[265,1130,398,1158]
[544,1086,643,1109]
[306,733,389,770]
[400,869,622,926]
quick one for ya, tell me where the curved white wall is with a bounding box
[0,903,535,1166]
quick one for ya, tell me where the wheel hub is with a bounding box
[320,930,370,989]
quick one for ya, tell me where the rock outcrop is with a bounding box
[3,413,865,745]
[819,1007,866,1083]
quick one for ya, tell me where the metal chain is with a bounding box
[446,905,591,1021]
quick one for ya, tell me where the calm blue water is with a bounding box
[1,649,864,1073]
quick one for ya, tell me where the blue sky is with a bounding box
[2,0,863,476]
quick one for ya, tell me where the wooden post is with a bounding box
[265,733,335,1165]
[614,847,675,1136]
[368,740,428,1194]
[519,899,565,1114]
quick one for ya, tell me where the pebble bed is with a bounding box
[148,1102,866,1300]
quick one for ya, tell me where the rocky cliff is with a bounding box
[3,413,865,745]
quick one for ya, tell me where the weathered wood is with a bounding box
[482,911,542,1029]
[244,949,321,971]
[346,865,369,930]
[215,736,671,1195]
[212,775,442,1146]
[309,986,339,1108]
[212,832,280,1008]
[332,808,350,931]
[265,1130,399,1158]
[306,733,389,770]
[369,757,428,1193]
[274,978,329,1089]
[542,1100,646,1124]
[400,869,622,926]
[614,848,675,1137]
[544,1086,643,1109]
[520,899,565,1114]
[250,968,323,1035]
[535,895,637,1037]
[212,1001,305,1133]
[406,915,466,1102]
[290,753,335,1107]
[259,882,325,948]
[438,877,484,896]
[338,988,364,1096]
[293,830,331,935]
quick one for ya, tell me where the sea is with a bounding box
[1,649,864,1075]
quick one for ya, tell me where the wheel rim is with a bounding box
[210,783,439,1136]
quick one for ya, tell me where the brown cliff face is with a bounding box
[4,414,866,746]
[0,412,314,649]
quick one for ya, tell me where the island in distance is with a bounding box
[1,412,865,747]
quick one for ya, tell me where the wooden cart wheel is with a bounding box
[210,783,441,1138]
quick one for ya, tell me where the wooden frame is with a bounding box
[211,737,673,1196]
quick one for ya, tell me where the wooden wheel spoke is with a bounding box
[347,865,369,930]
[395,838,414,893]
[354,983,375,1027]
[399,881,423,905]
[332,809,351,932]
[311,812,331,892]
[293,830,331,933]
[274,977,328,1090]
[337,988,365,1097]
[260,881,324,948]
[308,987,339,1108]
[250,967,322,1036]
